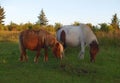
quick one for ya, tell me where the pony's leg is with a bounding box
[20,49,28,62]
[79,42,85,59]
[20,49,26,62]
[34,49,41,63]
[23,51,28,62]
[44,47,48,62]
[24,51,28,62]
[20,52,24,62]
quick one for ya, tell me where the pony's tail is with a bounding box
[60,30,66,48]
[18,33,23,54]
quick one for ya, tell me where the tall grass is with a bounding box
[0,31,19,42]
[96,31,120,46]
[1,30,120,48]
[0,30,55,42]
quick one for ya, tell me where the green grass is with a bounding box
[0,42,120,83]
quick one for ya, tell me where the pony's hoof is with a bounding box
[78,55,84,59]
[44,57,48,62]
[19,58,24,62]
[34,58,38,63]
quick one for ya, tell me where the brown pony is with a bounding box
[19,29,64,63]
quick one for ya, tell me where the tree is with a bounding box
[37,9,48,26]
[86,23,100,32]
[46,25,54,32]
[86,23,93,28]
[0,6,5,25]
[110,13,119,30]
[7,22,18,31]
[99,23,109,32]
[54,22,62,31]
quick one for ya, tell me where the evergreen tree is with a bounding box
[0,6,5,25]
[37,9,48,26]
[110,13,119,30]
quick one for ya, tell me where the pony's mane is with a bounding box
[34,29,51,35]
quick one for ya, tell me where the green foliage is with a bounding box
[54,22,62,31]
[37,9,48,26]
[99,23,115,32]
[86,23,93,28]
[45,25,55,33]
[110,13,119,30]
[92,25,100,32]
[5,22,34,31]
[0,11,119,36]
[99,23,108,32]
[7,22,18,31]
[72,21,80,26]
[108,25,114,32]
[86,23,100,32]
[0,6,5,25]
[99,23,110,32]
[33,24,41,30]
[22,22,33,30]
[0,24,5,30]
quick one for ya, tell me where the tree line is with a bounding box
[0,5,120,32]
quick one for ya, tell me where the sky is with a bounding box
[1,0,120,25]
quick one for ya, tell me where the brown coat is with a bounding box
[19,29,64,63]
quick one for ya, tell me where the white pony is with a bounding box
[56,23,99,62]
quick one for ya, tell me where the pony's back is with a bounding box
[79,24,98,45]
[57,24,98,46]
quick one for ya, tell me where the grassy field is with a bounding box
[0,31,120,83]
[0,41,120,83]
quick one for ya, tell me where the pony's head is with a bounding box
[52,42,64,60]
[90,40,99,62]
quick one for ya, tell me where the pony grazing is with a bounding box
[56,23,99,62]
[19,29,64,63]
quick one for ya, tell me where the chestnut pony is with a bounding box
[56,23,99,62]
[19,29,64,63]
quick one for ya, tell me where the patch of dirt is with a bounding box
[60,63,96,76]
